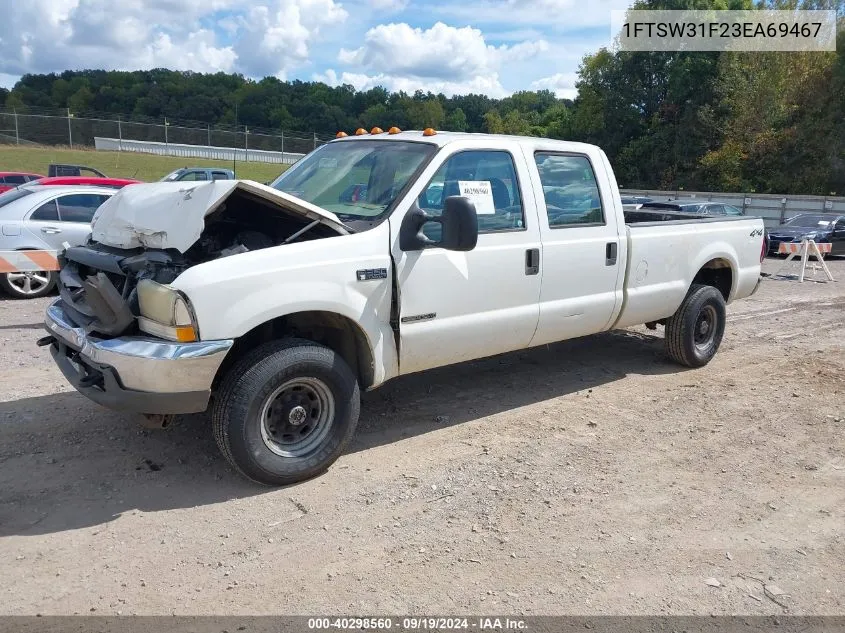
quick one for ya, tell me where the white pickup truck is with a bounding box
[42,131,765,485]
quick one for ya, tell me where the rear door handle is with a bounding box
[606,242,618,266]
[41,227,62,234]
[525,248,540,276]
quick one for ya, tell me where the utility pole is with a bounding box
[207,124,211,148]
[244,125,249,163]
[281,130,285,157]
[313,132,317,150]
[164,117,170,151]
[117,115,122,151]
[67,108,73,148]
[13,108,19,145]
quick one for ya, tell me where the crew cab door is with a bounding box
[390,143,542,375]
[525,146,625,346]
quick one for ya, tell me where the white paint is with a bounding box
[91,179,348,252]
[458,181,495,215]
[82,132,766,392]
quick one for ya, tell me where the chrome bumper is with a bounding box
[44,300,233,414]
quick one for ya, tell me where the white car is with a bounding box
[43,131,765,485]
[0,185,115,298]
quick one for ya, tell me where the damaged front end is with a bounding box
[57,179,349,338]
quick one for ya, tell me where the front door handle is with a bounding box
[525,248,540,276]
[41,227,62,234]
[606,242,618,266]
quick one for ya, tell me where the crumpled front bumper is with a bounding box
[44,299,233,414]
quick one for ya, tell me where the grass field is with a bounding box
[0,146,287,183]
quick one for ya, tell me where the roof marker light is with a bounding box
[336,131,348,138]
[388,127,401,134]
[355,128,367,135]
[370,127,384,134]
[423,128,437,136]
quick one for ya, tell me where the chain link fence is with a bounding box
[0,106,330,159]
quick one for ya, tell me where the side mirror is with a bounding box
[400,196,479,252]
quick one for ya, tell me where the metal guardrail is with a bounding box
[621,189,845,227]
[94,137,306,165]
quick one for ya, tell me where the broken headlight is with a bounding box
[136,280,199,343]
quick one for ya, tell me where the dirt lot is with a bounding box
[0,258,843,616]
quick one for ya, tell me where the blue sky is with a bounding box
[0,0,634,98]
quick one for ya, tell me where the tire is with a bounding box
[0,270,57,299]
[212,338,360,486]
[664,284,726,368]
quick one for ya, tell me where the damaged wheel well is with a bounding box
[213,311,376,391]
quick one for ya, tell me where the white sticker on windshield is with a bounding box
[458,181,495,215]
[818,221,831,226]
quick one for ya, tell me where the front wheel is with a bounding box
[0,270,56,299]
[664,284,726,368]
[212,339,360,486]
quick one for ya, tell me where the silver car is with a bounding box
[0,185,116,298]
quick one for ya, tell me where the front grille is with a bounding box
[58,247,136,336]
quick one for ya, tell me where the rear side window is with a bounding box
[56,194,111,223]
[3,175,27,185]
[535,153,604,227]
[31,200,60,221]
[211,171,230,180]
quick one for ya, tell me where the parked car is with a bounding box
[43,131,765,486]
[766,213,845,256]
[0,172,45,193]
[641,201,744,216]
[620,195,653,210]
[0,185,116,298]
[160,167,235,182]
[48,164,107,178]
[30,176,142,189]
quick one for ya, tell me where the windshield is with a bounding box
[784,214,835,228]
[160,169,185,182]
[0,187,34,209]
[270,140,436,222]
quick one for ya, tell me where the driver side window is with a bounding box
[418,150,524,240]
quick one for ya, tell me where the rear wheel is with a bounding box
[212,339,360,486]
[0,271,56,299]
[664,284,726,368]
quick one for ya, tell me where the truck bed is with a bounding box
[612,211,765,330]
[623,208,752,225]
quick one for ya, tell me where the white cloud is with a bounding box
[315,68,510,97]
[334,21,546,96]
[0,0,346,80]
[233,0,348,78]
[435,0,634,29]
[369,0,409,12]
[530,72,578,99]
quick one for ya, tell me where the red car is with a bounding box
[0,172,45,193]
[30,176,142,189]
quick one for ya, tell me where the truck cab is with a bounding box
[43,131,765,486]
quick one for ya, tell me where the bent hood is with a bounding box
[90,179,349,253]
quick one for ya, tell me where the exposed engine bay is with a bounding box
[58,185,346,337]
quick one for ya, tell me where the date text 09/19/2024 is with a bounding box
[307,617,528,630]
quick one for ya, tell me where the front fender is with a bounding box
[171,223,397,386]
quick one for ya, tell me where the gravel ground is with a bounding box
[0,257,842,616]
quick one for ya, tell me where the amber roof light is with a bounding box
[388,127,401,134]
[336,131,348,138]
[423,128,437,136]
[370,127,384,134]
[355,128,367,135]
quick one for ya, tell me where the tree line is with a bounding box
[2,0,843,195]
